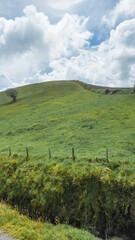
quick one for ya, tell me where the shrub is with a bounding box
[105,89,110,95]
[0,156,134,238]
[112,89,119,94]
[6,88,18,103]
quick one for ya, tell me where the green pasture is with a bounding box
[0,80,135,162]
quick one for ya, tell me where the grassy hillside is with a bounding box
[0,81,135,239]
[0,80,135,161]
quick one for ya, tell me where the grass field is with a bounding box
[0,80,135,161]
[0,80,135,239]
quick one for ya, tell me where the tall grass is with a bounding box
[0,202,101,240]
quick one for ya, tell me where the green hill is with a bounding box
[0,80,135,160]
[0,81,135,239]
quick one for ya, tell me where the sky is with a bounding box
[0,0,135,91]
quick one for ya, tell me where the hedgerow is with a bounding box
[0,155,135,238]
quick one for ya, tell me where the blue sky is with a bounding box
[0,0,135,90]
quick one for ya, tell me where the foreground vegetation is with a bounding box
[0,81,135,239]
[0,202,101,240]
[0,155,134,239]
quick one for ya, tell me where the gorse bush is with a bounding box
[0,155,134,238]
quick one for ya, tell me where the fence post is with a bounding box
[106,148,108,162]
[48,148,51,159]
[72,147,75,161]
[26,147,29,159]
[9,147,11,157]
[106,148,111,168]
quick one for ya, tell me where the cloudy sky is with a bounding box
[0,0,135,90]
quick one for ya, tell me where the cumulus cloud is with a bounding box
[0,3,135,90]
[0,5,91,59]
[102,0,135,27]
[38,18,135,87]
[0,5,92,89]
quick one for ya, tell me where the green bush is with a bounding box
[0,156,134,238]
[104,89,110,95]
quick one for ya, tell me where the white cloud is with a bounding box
[48,0,86,10]
[0,74,12,90]
[0,3,135,90]
[0,5,91,60]
[0,5,92,89]
[38,18,135,87]
[102,0,135,27]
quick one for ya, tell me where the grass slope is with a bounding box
[0,81,135,239]
[0,80,135,161]
[0,202,101,240]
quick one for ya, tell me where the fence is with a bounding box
[6,146,111,167]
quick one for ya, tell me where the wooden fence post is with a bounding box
[106,148,111,168]
[106,148,108,162]
[72,147,75,161]
[9,147,11,157]
[49,148,51,159]
[26,147,29,159]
